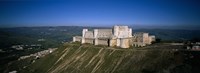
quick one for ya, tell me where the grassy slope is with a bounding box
[20,43,177,73]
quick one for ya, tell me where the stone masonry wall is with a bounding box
[110,39,117,47]
[97,29,112,38]
[97,39,108,46]
[85,39,94,44]
[73,36,82,42]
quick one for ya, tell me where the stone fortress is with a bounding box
[73,25,156,48]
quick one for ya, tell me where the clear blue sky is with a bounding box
[0,0,200,29]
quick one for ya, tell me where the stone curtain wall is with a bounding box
[110,39,117,47]
[85,38,94,44]
[73,36,82,42]
[97,29,113,38]
[84,31,94,38]
[98,39,109,45]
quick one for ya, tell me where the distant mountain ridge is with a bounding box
[0,26,199,43]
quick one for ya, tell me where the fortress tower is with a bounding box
[81,29,88,44]
[113,26,132,48]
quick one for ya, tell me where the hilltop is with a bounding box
[5,42,185,73]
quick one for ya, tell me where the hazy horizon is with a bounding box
[1,24,199,30]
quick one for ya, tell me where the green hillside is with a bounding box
[17,42,181,73]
